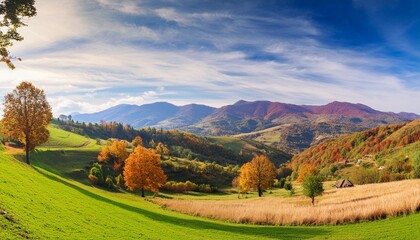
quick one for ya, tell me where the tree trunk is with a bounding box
[312,196,315,206]
[258,187,262,197]
[141,187,145,197]
[25,136,30,165]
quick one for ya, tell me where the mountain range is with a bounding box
[72,100,419,153]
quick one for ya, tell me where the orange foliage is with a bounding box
[291,121,420,172]
[239,155,277,197]
[123,146,167,197]
[1,82,52,164]
[98,140,128,171]
[297,164,318,182]
[155,142,170,156]
[345,142,351,150]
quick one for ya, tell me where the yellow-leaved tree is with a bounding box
[1,82,52,164]
[155,142,170,156]
[123,145,167,197]
[131,136,143,148]
[98,140,128,171]
[239,155,277,197]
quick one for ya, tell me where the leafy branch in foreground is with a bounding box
[0,0,36,69]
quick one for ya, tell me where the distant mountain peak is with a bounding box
[72,100,417,136]
[233,100,249,105]
[312,101,379,116]
[397,112,420,120]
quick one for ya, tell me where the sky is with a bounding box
[0,0,419,115]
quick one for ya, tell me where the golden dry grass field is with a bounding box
[154,179,420,225]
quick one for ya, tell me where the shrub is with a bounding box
[289,187,295,196]
[284,181,295,195]
[412,152,420,178]
[115,174,123,188]
[284,182,292,191]
[88,174,99,184]
[89,166,104,185]
[185,181,197,191]
[195,184,217,193]
[272,179,280,188]
[290,171,298,180]
[105,176,116,189]
[162,181,198,193]
[351,168,379,185]
[277,178,286,188]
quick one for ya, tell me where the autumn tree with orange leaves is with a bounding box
[98,140,128,171]
[1,82,52,164]
[239,155,277,197]
[123,146,167,197]
[297,163,318,182]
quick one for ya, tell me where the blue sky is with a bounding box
[1,0,419,115]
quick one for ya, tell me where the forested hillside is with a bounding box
[292,120,420,182]
[55,119,291,166]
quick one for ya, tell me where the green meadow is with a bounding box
[0,128,419,239]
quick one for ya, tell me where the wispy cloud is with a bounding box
[95,0,146,15]
[1,0,419,116]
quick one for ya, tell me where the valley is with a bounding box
[1,127,419,239]
[1,1,419,239]
[72,101,418,153]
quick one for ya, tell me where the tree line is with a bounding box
[55,119,248,165]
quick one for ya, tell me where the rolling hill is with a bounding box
[28,125,289,188]
[54,120,291,167]
[291,119,420,179]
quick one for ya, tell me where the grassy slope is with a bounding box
[1,154,419,239]
[30,126,101,183]
[335,141,420,178]
[381,141,420,161]
[234,125,286,144]
[40,126,98,150]
[1,126,419,239]
[206,136,291,165]
[206,136,259,154]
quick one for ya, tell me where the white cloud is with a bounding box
[155,8,190,25]
[4,36,420,115]
[95,0,146,15]
[9,0,93,54]
[154,7,232,27]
